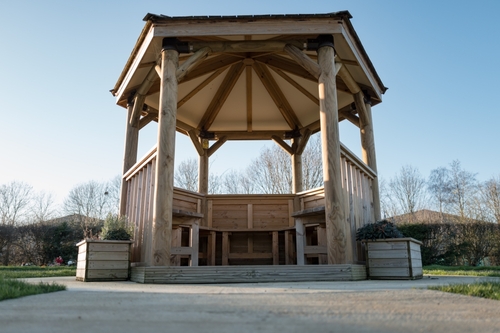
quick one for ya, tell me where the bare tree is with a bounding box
[481,176,500,223]
[388,165,427,217]
[301,134,323,190]
[0,181,33,265]
[379,177,400,219]
[0,181,33,226]
[174,158,198,192]
[246,145,292,194]
[30,191,57,223]
[448,160,478,219]
[428,167,453,215]
[63,180,116,238]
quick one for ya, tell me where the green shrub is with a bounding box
[356,219,403,240]
[100,214,133,241]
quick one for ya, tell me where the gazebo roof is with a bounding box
[111,11,387,139]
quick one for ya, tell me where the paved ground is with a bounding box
[1,276,499,333]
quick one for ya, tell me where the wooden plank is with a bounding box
[295,219,305,265]
[191,223,199,266]
[304,245,327,255]
[130,264,366,284]
[228,253,273,259]
[85,269,129,280]
[367,241,409,251]
[88,243,131,252]
[368,258,410,268]
[222,232,229,265]
[171,247,194,255]
[272,231,279,265]
[86,260,129,270]
[87,251,130,261]
[369,267,410,277]
[367,250,409,259]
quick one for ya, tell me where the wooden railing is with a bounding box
[123,142,376,265]
[123,146,204,264]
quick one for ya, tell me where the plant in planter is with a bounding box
[100,214,134,240]
[356,220,423,280]
[76,214,134,282]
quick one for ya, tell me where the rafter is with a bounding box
[253,62,302,129]
[271,135,293,155]
[283,44,321,79]
[180,54,242,83]
[188,129,205,156]
[207,136,228,157]
[177,68,226,109]
[271,68,319,105]
[255,54,317,82]
[198,62,245,130]
[245,61,253,132]
[338,104,360,127]
[176,47,211,82]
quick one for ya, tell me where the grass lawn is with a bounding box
[429,282,500,301]
[0,266,75,301]
[0,265,76,279]
[424,265,500,277]
[424,265,500,301]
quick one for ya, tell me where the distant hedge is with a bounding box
[398,221,500,266]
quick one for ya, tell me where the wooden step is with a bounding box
[131,264,366,284]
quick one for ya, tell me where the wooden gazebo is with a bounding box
[111,11,387,283]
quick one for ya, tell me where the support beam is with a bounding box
[119,100,139,216]
[271,135,293,155]
[337,65,361,95]
[188,129,205,156]
[338,104,360,127]
[271,68,319,105]
[207,136,228,157]
[188,40,305,54]
[295,128,312,155]
[317,37,347,265]
[178,68,226,108]
[176,47,211,82]
[253,62,302,129]
[152,44,179,266]
[246,63,253,132]
[198,152,209,194]
[354,91,381,220]
[284,44,321,79]
[291,137,303,194]
[198,62,245,130]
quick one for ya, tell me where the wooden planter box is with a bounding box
[364,238,423,280]
[76,239,132,282]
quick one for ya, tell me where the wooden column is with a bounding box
[291,138,303,194]
[198,152,209,194]
[295,218,305,265]
[317,35,347,265]
[354,91,381,221]
[152,40,179,266]
[119,97,142,216]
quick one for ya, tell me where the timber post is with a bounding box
[119,95,140,216]
[152,38,179,266]
[317,35,347,265]
[355,91,381,221]
[291,137,303,194]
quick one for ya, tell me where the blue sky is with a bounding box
[1,1,499,205]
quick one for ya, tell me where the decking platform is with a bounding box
[130,264,367,284]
